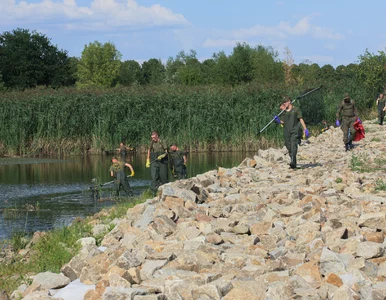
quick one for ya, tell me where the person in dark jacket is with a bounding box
[336,93,360,151]
[376,93,386,125]
[169,144,188,179]
[109,157,134,196]
[146,131,168,196]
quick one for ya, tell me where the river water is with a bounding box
[0,152,251,241]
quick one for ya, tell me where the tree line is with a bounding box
[1,28,386,94]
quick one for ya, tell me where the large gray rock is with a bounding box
[140,260,168,280]
[356,242,384,259]
[357,212,386,229]
[319,248,346,275]
[31,272,70,290]
[134,205,155,230]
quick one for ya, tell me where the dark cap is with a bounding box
[343,93,350,100]
[279,96,291,107]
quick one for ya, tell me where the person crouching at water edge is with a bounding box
[274,96,309,169]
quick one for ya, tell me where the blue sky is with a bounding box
[1,0,385,67]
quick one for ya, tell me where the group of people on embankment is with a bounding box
[109,91,381,196]
[273,91,368,169]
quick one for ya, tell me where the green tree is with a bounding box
[293,62,321,85]
[140,58,165,84]
[357,49,386,93]
[228,43,254,84]
[165,57,184,83]
[318,64,336,83]
[118,60,141,86]
[211,43,284,85]
[212,51,232,84]
[0,28,73,89]
[76,41,122,88]
[176,50,203,85]
[201,59,216,84]
[0,73,5,91]
[66,56,79,86]
[165,50,203,85]
[251,45,284,84]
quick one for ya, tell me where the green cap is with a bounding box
[279,96,291,106]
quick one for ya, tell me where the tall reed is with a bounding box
[0,82,374,156]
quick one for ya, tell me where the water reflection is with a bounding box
[0,152,252,240]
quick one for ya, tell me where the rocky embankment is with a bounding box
[11,120,386,299]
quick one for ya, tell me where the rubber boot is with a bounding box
[345,143,349,152]
[348,140,354,150]
[289,156,296,169]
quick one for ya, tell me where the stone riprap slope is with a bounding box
[17,120,386,299]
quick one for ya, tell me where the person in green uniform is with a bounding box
[109,157,134,196]
[376,93,386,125]
[169,144,188,179]
[118,142,133,160]
[146,131,168,195]
[274,96,309,169]
[336,93,360,151]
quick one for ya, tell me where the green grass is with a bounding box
[350,154,386,173]
[371,137,381,142]
[0,192,148,295]
[375,179,386,191]
[335,177,343,183]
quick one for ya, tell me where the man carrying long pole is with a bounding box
[273,96,309,169]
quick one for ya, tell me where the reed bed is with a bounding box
[0,83,374,156]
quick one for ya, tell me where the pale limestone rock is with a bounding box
[358,212,386,230]
[31,272,70,290]
[356,242,384,259]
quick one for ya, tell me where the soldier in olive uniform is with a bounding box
[376,93,386,125]
[169,144,188,179]
[146,131,168,195]
[274,96,309,169]
[109,157,134,196]
[336,93,360,151]
[118,142,133,160]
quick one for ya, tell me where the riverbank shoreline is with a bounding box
[3,119,386,299]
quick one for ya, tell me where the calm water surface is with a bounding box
[0,152,252,240]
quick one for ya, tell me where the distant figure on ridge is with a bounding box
[376,93,386,125]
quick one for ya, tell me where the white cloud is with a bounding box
[0,0,189,30]
[203,15,344,48]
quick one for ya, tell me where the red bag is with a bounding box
[353,120,365,141]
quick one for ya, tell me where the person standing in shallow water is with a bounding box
[336,93,360,152]
[274,96,309,169]
[376,93,386,125]
[109,157,134,196]
[146,131,168,196]
[169,143,188,179]
[118,142,132,160]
